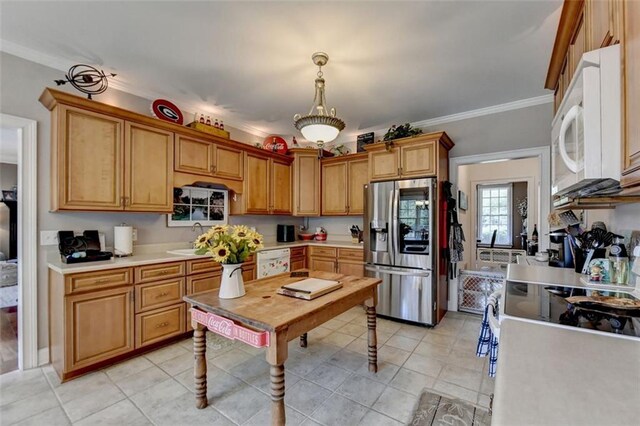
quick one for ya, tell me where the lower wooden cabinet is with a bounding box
[291,246,307,271]
[337,260,364,277]
[309,257,337,273]
[308,246,364,275]
[135,304,185,348]
[135,277,184,313]
[64,286,134,371]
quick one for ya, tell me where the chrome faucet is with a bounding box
[191,222,204,248]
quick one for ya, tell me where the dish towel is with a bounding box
[476,298,499,378]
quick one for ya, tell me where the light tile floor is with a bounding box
[0,309,494,425]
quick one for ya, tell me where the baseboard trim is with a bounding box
[38,348,49,366]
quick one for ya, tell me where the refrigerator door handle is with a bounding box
[391,188,400,257]
[388,187,396,263]
[365,265,431,277]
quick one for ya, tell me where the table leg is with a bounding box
[267,331,288,426]
[299,333,308,348]
[366,305,378,373]
[193,322,208,409]
[270,364,285,425]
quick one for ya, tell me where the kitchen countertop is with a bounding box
[492,318,640,425]
[47,239,364,275]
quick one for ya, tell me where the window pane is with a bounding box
[477,184,513,245]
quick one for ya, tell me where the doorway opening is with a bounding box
[449,146,550,311]
[0,114,38,372]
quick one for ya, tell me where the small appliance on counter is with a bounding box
[314,227,327,241]
[114,223,134,257]
[548,230,574,268]
[277,224,295,243]
[57,230,113,264]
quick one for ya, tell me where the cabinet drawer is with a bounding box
[290,246,306,258]
[135,304,185,348]
[65,268,132,294]
[337,260,364,277]
[135,262,185,284]
[187,258,220,275]
[309,257,336,273]
[135,277,185,313]
[337,248,364,261]
[308,246,337,258]
[186,271,222,295]
[291,259,306,271]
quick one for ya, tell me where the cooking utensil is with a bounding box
[559,210,580,226]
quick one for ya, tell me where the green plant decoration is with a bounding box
[383,123,423,141]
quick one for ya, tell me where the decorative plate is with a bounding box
[151,99,183,124]
[263,136,288,154]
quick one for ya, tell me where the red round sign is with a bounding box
[263,136,288,154]
[151,99,184,124]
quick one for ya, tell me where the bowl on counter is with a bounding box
[314,233,327,241]
[299,233,315,241]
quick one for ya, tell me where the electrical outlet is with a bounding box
[132,228,138,241]
[40,230,59,246]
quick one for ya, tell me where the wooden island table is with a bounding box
[184,270,382,426]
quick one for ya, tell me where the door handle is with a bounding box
[365,265,431,277]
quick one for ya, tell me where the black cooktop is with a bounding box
[503,281,640,338]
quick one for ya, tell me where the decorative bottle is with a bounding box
[206,116,211,126]
[219,120,225,130]
[214,119,220,129]
[609,235,629,284]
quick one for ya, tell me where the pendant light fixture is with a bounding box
[293,52,345,152]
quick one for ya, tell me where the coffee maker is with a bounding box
[548,230,574,268]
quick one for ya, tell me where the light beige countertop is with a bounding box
[492,318,640,426]
[47,239,363,275]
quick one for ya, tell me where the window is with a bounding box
[477,184,512,246]
[167,186,228,227]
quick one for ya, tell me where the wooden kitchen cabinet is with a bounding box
[64,286,134,372]
[239,153,292,215]
[321,153,368,215]
[290,246,307,271]
[52,105,125,211]
[337,260,364,277]
[308,257,336,273]
[365,133,453,182]
[270,158,292,215]
[213,144,244,181]
[621,0,640,187]
[135,304,185,348]
[308,245,364,275]
[586,0,622,50]
[124,122,174,212]
[290,148,321,216]
[174,134,214,176]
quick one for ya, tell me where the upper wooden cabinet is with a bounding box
[124,122,174,212]
[290,149,321,216]
[174,134,243,181]
[234,152,292,215]
[365,133,453,182]
[47,103,173,212]
[321,153,368,216]
[621,0,640,186]
[587,0,622,50]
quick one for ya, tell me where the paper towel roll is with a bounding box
[114,224,133,257]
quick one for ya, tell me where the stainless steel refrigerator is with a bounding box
[364,178,436,325]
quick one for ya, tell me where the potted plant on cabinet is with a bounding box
[194,225,264,299]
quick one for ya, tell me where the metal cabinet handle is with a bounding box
[156,291,170,298]
[95,278,110,283]
[153,270,171,276]
[155,321,170,328]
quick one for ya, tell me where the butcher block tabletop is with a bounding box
[184,270,381,332]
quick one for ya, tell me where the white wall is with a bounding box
[0,52,300,349]
[0,162,18,258]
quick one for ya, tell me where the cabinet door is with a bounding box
[348,158,368,215]
[186,272,222,295]
[369,150,400,181]
[570,9,587,77]
[174,135,214,176]
[293,153,321,216]
[291,259,306,271]
[241,264,256,282]
[135,304,185,348]
[213,144,244,180]
[271,159,292,215]
[322,161,348,215]
[124,122,174,212]
[56,106,124,211]
[65,287,133,371]
[337,260,364,277]
[622,0,640,182]
[400,141,436,177]
[245,153,271,214]
[587,0,620,49]
[309,257,336,273]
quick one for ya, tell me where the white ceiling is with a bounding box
[0,1,561,141]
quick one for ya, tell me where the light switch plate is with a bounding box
[132,228,138,241]
[40,230,58,246]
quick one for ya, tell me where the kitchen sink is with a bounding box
[166,249,201,256]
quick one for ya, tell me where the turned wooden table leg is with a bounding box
[366,305,378,373]
[270,364,286,425]
[193,322,208,409]
[299,333,308,348]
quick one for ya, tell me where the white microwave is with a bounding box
[551,44,621,204]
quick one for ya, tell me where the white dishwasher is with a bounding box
[257,248,291,278]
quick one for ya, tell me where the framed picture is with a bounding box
[1,189,16,202]
[167,186,228,227]
[458,190,468,211]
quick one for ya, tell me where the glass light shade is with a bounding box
[299,123,340,143]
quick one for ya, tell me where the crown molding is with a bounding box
[0,39,269,138]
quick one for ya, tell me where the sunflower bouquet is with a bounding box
[194,225,264,264]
